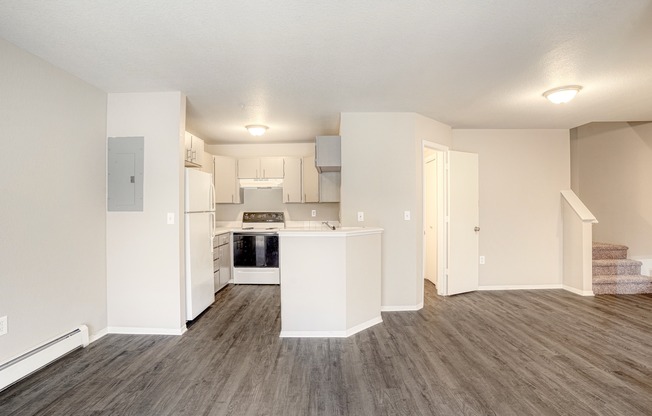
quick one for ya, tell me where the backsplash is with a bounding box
[215,188,339,222]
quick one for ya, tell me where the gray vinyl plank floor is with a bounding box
[2,282,652,415]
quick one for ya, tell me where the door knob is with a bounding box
[474,226,480,232]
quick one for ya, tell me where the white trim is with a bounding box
[478,284,563,291]
[107,326,187,336]
[279,316,383,338]
[89,328,108,344]
[562,285,595,296]
[279,228,383,238]
[280,330,347,338]
[560,190,598,223]
[381,302,423,312]
[346,316,383,336]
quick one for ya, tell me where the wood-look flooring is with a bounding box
[2,283,652,415]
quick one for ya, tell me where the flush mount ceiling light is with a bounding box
[543,85,583,104]
[245,125,269,136]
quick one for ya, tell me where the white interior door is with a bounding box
[447,151,479,295]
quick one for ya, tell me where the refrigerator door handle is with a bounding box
[210,212,215,253]
[210,182,216,210]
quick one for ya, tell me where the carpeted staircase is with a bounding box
[592,242,652,294]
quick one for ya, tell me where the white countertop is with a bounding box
[279,226,383,237]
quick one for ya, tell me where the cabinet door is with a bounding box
[184,132,193,162]
[302,154,319,203]
[238,158,260,178]
[260,157,284,178]
[283,158,302,203]
[219,244,231,285]
[192,136,204,167]
[319,172,341,202]
[214,155,240,203]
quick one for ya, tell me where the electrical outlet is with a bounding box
[167,213,175,225]
[0,316,7,336]
[479,256,485,265]
[311,210,317,217]
[404,211,411,220]
[357,212,364,221]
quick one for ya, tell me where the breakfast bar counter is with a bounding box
[278,227,383,337]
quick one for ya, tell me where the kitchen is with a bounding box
[183,133,383,336]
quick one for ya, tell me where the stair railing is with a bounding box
[561,190,598,296]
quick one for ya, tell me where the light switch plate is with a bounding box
[311,210,317,217]
[357,212,364,221]
[404,211,411,220]
[479,256,485,265]
[167,213,175,224]
[0,316,7,336]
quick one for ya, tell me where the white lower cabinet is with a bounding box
[213,232,231,292]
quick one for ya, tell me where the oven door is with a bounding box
[232,232,279,268]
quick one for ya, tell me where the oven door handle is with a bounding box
[233,232,279,236]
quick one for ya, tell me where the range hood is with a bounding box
[239,178,284,188]
[315,135,341,173]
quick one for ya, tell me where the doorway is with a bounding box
[422,143,447,296]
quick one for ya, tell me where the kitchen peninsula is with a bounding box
[278,226,383,337]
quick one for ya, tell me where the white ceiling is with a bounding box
[1,1,651,144]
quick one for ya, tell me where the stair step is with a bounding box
[592,259,642,276]
[593,274,652,295]
[592,242,629,260]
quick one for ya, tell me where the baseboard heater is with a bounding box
[0,325,89,392]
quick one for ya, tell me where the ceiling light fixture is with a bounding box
[543,85,582,104]
[245,124,269,136]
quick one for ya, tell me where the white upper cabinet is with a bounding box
[302,154,319,203]
[283,158,302,203]
[184,132,204,167]
[213,155,241,204]
[237,157,284,179]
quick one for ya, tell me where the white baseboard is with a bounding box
[0,325,88,392]
[562,285,594,296]
[107,326,187,336]
[279,316,383,338]
[478,284,563,291]
[381,302,423,312]
[346,316,383,337]
[89,328,108,344]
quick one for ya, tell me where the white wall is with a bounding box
[0,39,107,362]
[453,129,570,288]
[340,113,451,309]
[106,92,186,334]
[571,122,652,270]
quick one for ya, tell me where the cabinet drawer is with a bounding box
[217,233,230,246]
[213,236,219,250]
[214,258,220,272]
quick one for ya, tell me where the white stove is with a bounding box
[232,212,284,285]
[241,211,285,230]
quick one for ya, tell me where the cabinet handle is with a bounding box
[192,150,197,161]
[263,169,266,178]
[256,169,258,178]
[231,194,234,203]
[304,193,306,202]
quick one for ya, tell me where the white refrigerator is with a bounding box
[185,168,216,321]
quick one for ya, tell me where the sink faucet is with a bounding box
[322,221,336,230]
